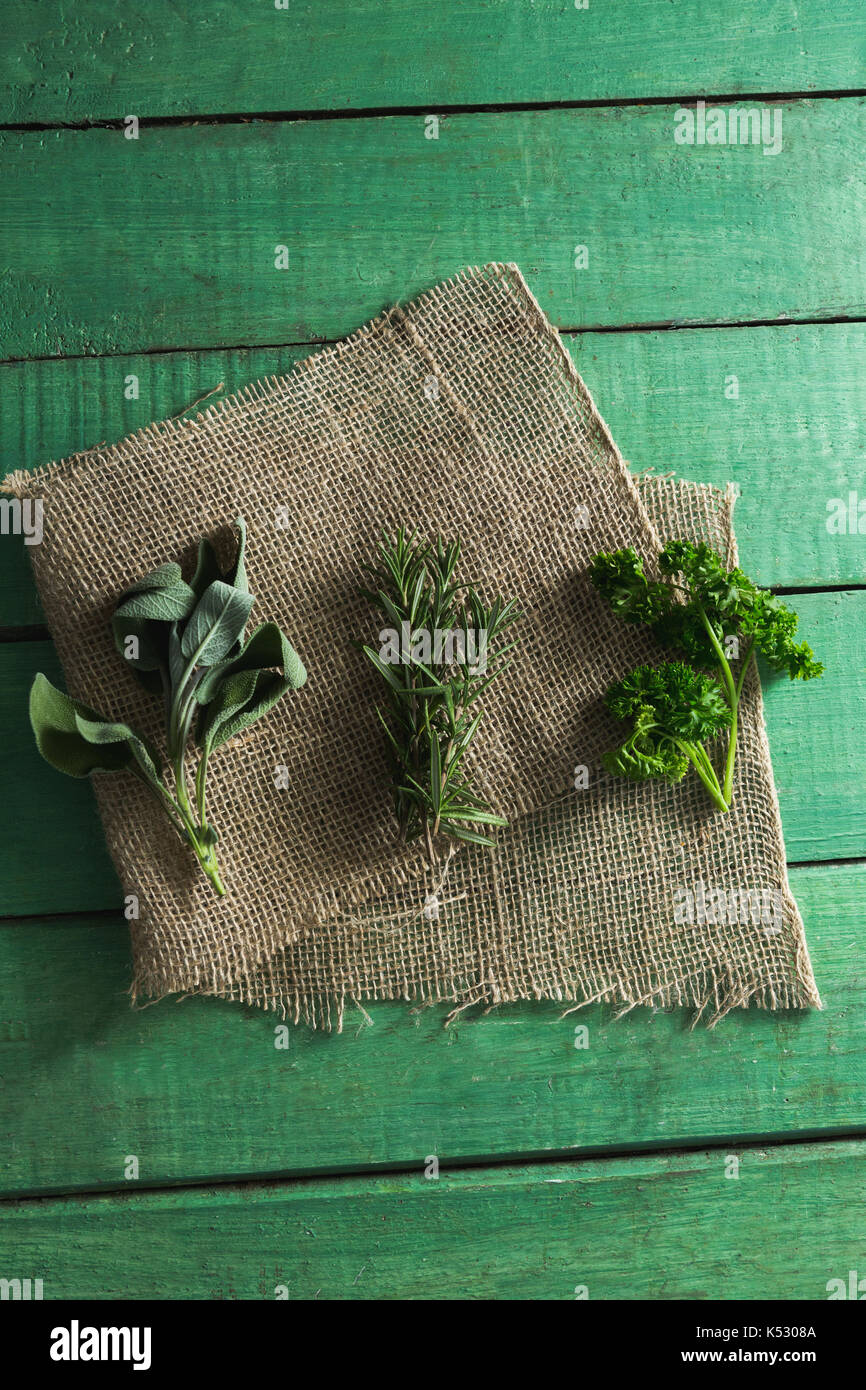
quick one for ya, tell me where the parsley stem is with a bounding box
[696,602,736,703]
[673,738,729,814]
[695,601,741,808]
[718,640,755,807]
[723,706,738,806]
[735,640,755,700]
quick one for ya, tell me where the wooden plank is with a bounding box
[0,590,856,920]
[0,862,862,1199]
[3,2,865,124]
[572,322,866,594]
[3,321,865,625]
[0,642,119,917]
[3,99,866,360]
[1,1138,864,1298]
[759,591,865,862]
[0,347,306,625]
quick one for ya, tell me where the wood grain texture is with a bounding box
[0,590,854,919]
[759,591,866,861]
[1,1138,863,1298]
[3,1,865,123]
[1,0,863,1300]
[0,863,861,1199]
[3,100,866,360]
[572,322,866,592]
[0,642,119,916]
[2,320,865,625]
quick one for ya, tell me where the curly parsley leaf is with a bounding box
[590,539,822,812]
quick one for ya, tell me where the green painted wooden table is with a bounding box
[1,2,865,1300]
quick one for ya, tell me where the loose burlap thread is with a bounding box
[5,263,820,1027]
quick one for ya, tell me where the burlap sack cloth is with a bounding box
[5,263,820,1027]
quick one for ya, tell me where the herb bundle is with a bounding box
[590,539,823,813]
[29,518,306,895]
[359,530,521,864]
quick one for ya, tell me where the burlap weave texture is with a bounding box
[5,263,820,1026]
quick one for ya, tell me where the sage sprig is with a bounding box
[359,530,521,865]
[29,518,306,896]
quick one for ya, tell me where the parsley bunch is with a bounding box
[359,530,521,864]
[590,540,823,813]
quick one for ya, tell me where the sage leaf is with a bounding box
[115,562,197,622]
[226,516,248,593]
[29,673,140,779]
[110,613,170,700]
[197,667,290,753]
[191,538,222,598]
[195,621,306,706]
[73,712,163,787]
[181,580,255,667]
[167,621,186,694]
[122,562,186,594]
[115,586,196,625]
[112,613,167,670]
[191,518,247,597]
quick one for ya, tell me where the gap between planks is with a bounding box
[5,1127,866,1209]
[6,311,866,369]
[7,579,866,645]
[2,86,866,135]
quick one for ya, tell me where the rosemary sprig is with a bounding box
[359,529,521,865]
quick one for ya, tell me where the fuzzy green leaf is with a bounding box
[197,667,289,753]
[168,622,187,694]
[226,517,248,593]
[73,713,163,786]
[181,580,255,667]
[113,583,197,625]
[29,674,142,779]
[110,615,168,699]
[121,562,187,596]
[191,538,222,598]
[111,613,166,672]
[195,621,306,706]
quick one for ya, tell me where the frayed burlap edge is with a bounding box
[129,474,821,1032]
[2,263,667,964]
[4,266,820,1031]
